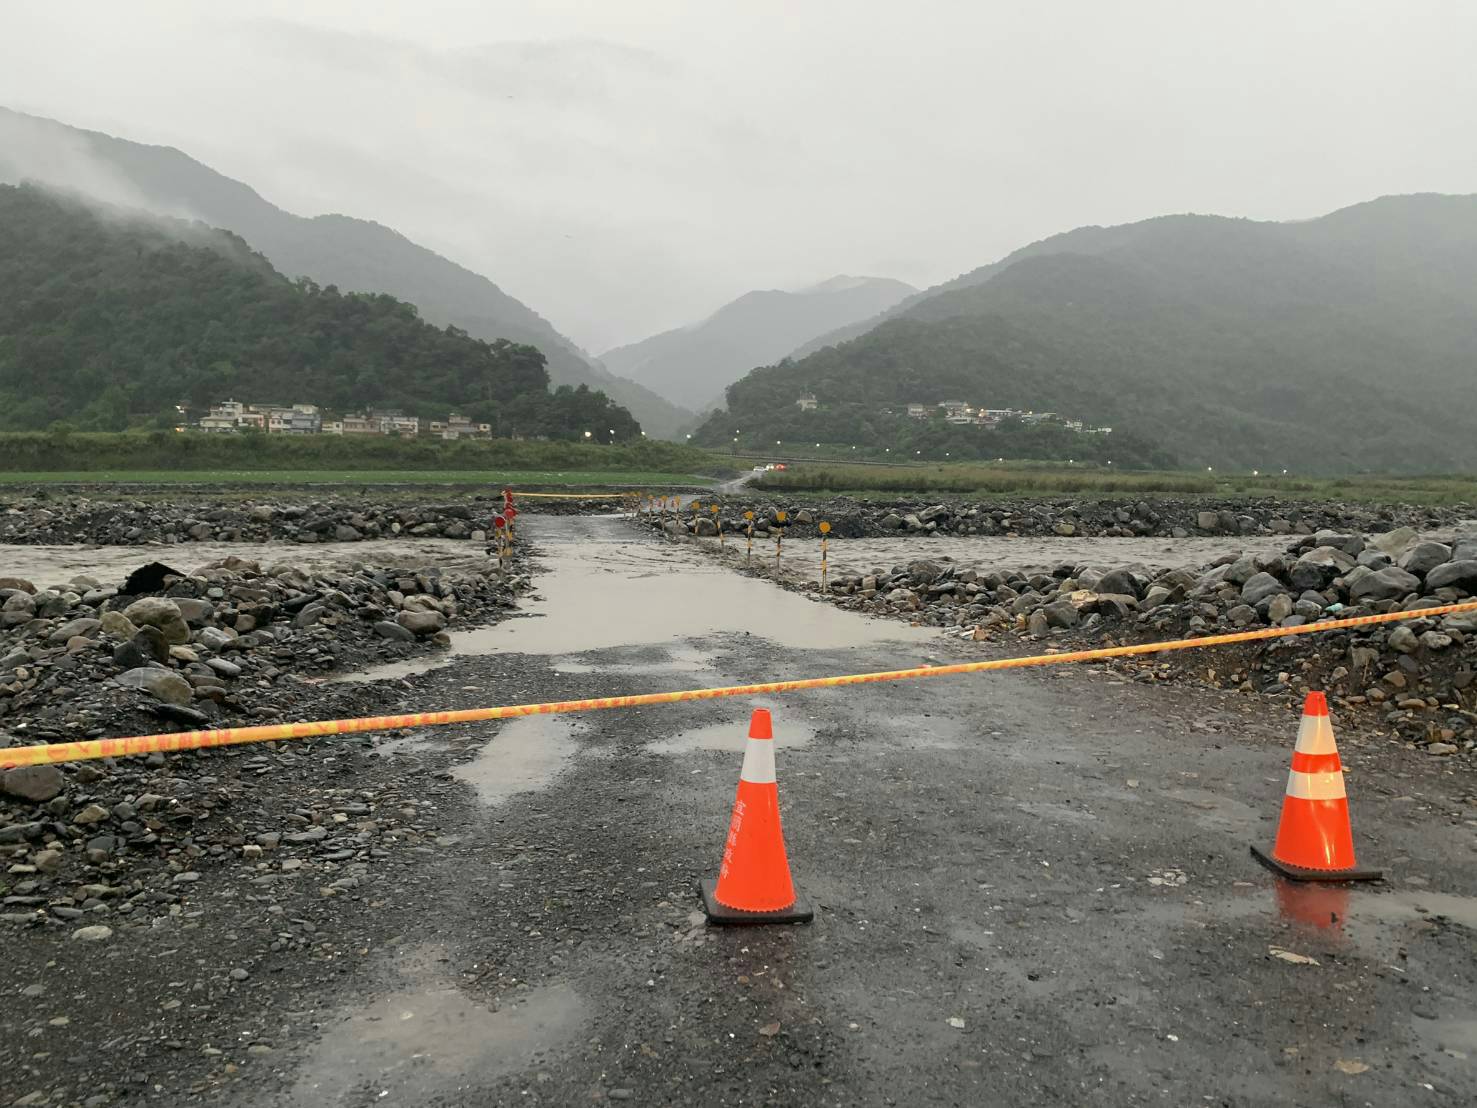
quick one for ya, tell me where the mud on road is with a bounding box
[3,515,1476,1107]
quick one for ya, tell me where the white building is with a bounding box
[796,394,818,412]
[431,413,493,440]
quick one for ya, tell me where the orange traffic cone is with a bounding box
[1251,692,1381,882]
[701,708,813,925]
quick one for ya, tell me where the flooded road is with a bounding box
[8,512,1472,1107]
[285,514,1477,1105]
[340,514,936,684]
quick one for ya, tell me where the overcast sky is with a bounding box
[3,2,1476,351]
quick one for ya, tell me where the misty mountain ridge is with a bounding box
[699,192,1477,473]
[0,183,640,439]
[598,275,915,412]
[0,106,694,438]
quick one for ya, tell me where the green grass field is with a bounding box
[0,469,712,488]
[754,462,1477,506]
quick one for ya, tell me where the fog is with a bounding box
[2,1,1475,351]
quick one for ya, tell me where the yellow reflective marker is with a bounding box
[710,504,718,513]
[744,510,754,521]
[777,510,788,523]
[819,521,831,534]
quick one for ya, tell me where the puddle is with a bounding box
[452,714,580,805]
[376,733,454,757]
[648,706,817,755]
[289,943,584,1106]
[1129,881,1477,961]
[1412,1017,1477,1060]
[1350,889,1477,932]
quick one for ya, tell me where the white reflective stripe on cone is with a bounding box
[1293,713,1338,756]
[1286,768,1347,801]
[739,737,777,784]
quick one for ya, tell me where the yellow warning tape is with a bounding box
[2,600,1474,769]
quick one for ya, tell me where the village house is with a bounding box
[796,394,818,412]
[430,413,493,440]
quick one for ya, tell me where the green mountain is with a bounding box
[0,106,694,438]
[701,195,1477,472]
[599,276,916,411]
[0,183,639,439]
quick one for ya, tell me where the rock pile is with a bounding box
[648,495,1472,541]
[822,526,1477,754]
[1,554,523,735]
[1,551,526,932]
[0,494,508,546]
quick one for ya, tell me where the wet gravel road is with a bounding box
[5,515,1476,1107]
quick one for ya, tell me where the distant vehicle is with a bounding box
[752,465,767,473]
[774,463,787,470]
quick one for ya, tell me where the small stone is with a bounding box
[229,968,250,981]
[73,803,110,825]
[71,924,113,942]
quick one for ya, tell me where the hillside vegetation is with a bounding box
[0,106,695,438]
[0,429,713,476]
[0,184,637,438]
[706,194,1477,473]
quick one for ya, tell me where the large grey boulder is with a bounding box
[1426,560,1477,593]
[1096,568,1142,599]
[1290,547,1356,591]
[1347,566,1421,603]
[1398,542,1452,578]
[1370,527,1419,558]
[396,610,447,636]
[1241,572,1287,606]
[3,765,65,803]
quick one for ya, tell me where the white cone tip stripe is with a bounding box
[1286,768,1347,800]
[739,737,777,784]
[1294,712,1338,756]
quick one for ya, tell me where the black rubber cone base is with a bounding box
[700,879,814,926]
[1251,845,1382,883]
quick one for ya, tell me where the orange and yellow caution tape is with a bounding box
[2,600,1474,769]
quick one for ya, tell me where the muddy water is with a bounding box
[343,515,938,685]
[0,536,485,588]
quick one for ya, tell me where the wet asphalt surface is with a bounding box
[5,514,1476,1107]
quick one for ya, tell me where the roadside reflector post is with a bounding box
[775,510,788,572]
[819,520,831,592]
[712,503,724,546]
[744,511,755,564]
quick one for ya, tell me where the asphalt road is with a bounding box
[6,514,1475,1107]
